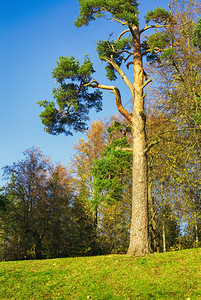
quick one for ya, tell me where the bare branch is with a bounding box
[84,79,100,88]
[117,29,130,41]
[84,80,133,124]
[121,50,133,56]
[144,139,160,154]
[84,80,116,92]
[126,61,133,69]
[160,128,201,135]
[142,49,150,56]
[115,49,133,56]
[140,24,171,35]
[143,70,148,81]
[172,57,185,83]
[124,52,133,62]
[142,46,167,56]
[141,78,152,90]
[110,18,127,25]
[149,204,160,225]
[101,56,135,97]
[142,47,165,56]
[113,87,133,124]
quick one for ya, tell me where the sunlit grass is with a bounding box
[0,248,200,299]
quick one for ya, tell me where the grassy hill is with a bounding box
[0,248,200,299]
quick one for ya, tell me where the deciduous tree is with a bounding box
[146,0,201,248]
[0,148,77,260]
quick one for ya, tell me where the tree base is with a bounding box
[127,242,150,256]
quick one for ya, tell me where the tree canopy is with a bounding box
[38,55,102,135]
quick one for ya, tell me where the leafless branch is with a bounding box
[144,139,160,154]
[101,56,135,97]
[110,18,127,25]
[140,24,171,35]
[141,78,152,90]
[117,29,130,41]
[84,80,133,124]
[126,61,133,69]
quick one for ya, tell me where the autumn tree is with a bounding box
[71,116,133,254]
[145,0,201,248]
[0,147,78,260]
[1,148,52,259]
[42,164,77,258]
[72,120,106,254]
[38,0,194,256]
[92,121,132,253]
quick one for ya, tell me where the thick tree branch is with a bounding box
[101,56,135,97]
[142,45,166,56]
[126,61,133,69]
[113,87,133,124]
[84,80,114,91]
[85,80,133,124]
[149,204,160,225]
[141,78,152,90]
[114,49,133,56]
[172,57,185,83]
[110,18,127,25]
[160,128,201,135]
[117,29,130,41]
[141,49,150,56]
[121,50,133,56]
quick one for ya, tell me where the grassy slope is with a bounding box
[0,248,200,299]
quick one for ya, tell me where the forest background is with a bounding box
[0,0,201,260]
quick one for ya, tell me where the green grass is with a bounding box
[0,248,200,299]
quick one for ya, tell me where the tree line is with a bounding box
[0,0,200,260]
[0,111,200,260]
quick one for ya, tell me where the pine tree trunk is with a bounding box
[127,25,149,256]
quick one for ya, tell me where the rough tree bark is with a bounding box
[127,25,149,256]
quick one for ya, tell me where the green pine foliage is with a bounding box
[145,7,172,24]
[96,37,132,80]
[38,55,102,135]
[148,32,170,54]
[92,137,132,204]
[74,0,139,27]
[38,1,173,136]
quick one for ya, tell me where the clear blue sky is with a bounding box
[0,0,170,185]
